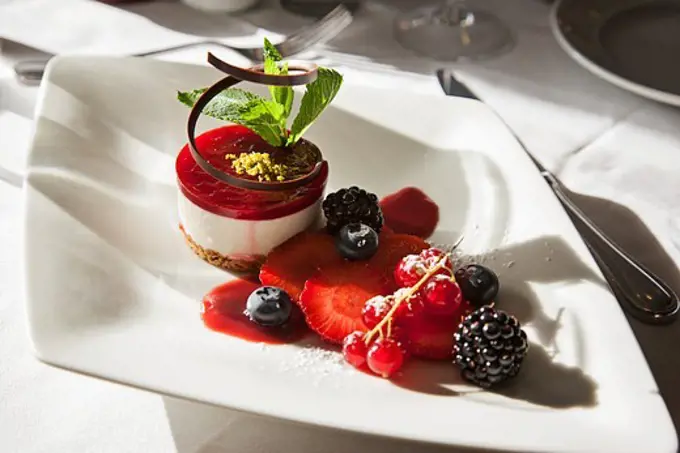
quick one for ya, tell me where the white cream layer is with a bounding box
[178,190,321,257]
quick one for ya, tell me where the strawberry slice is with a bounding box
[259,232,341,301]
[403,302,472,360]
[369,234,429,289]
[298,262,389,344]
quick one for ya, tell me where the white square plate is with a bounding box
[24,56,676,453]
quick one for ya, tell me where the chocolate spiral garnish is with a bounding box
[187,53,323,191]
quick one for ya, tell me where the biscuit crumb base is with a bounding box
[180,224,265,274]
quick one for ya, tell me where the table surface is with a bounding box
[2,1,680,452]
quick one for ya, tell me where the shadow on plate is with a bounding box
[460,234,605,349]
[488,342,597,409]
[394,341,597,409]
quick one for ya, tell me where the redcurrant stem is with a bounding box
[364,255,450,344]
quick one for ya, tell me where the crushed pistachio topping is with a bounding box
[226,152,289,182]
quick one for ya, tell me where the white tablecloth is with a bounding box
[2,1,680,452]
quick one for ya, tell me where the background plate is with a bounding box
[24,56,676,452]
[552,0,680,106]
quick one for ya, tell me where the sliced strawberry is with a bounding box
[299,262,389,344]
[369,234,429,289]
[259,232,341,301]
[403,302,472,360]
[380,187,439,238]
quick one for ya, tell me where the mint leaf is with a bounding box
[287,68,343,146]
[239,99,285,146]
[177,88,285,146]
[178,88,256,120]
[263,37,283,62]
[263,38,294,120]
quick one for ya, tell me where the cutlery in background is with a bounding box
[12,4,353,85]
[437,68,679,325]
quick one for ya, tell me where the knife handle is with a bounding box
[544,173,679,324]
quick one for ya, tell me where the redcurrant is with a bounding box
[342,331,369,369]
[394,254,425,287]
[421,274,463,316]
[362,295,392,329]
[367,337,405,378]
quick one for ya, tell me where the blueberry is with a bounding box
[245,286,293,327]
[457,264,499,307]
[335,223,379,261]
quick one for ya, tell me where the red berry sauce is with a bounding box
[176,125,328,220]
[380,187,439,238]
[202,279,309,344]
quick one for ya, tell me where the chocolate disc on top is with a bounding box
[186,53,324,192]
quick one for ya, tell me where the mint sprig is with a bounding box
[178,87,285,146]
[177,38,343,148]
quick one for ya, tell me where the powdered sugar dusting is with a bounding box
[451,247,501,269]
[277,346,355,387]
[402,254,428,276]
[365,295,389,311]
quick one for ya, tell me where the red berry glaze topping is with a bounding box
[177,125,328,220]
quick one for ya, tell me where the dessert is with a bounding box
[176,39,341,273]
[178,40,529,389]
[176,127,329,273]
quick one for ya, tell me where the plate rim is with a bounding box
[550,0,680,107]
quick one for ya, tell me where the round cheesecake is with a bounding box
[176,125,329,273]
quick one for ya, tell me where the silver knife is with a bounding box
[437,68,679,325]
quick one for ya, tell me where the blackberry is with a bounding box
[453,306,528,388]
[322,186,383,234]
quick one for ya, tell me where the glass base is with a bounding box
[394,4,514,61]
